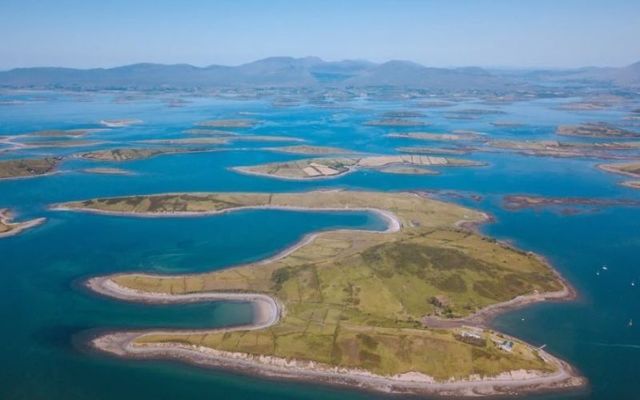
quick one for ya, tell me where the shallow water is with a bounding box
[0,91,638,399]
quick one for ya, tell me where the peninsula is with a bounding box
[54,191,584,397]
[0,157,61,179]
[0,209,45,238]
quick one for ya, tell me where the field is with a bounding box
[0,157,61,179]
[235,155,483,179]
[60,191,565,379]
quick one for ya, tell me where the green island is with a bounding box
[233,155,483,180]
[77,147,215,162]
[396,146,472,155]
[54,191,584,397]
[0,157,61,179]
[0,208,45,238]
[377,165,438,175]
[487,140,640,159]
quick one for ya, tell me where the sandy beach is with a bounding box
[88,277,584,397]
[0,210,45,238]
[76,195,586,397]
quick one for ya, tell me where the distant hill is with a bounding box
[0,57,638,89]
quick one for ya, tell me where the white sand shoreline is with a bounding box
[0,210,46,238]
[89,277,584,397]
[68,194,584,396]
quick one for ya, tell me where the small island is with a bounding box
[82,167,135,176]
[396,146,472,155]
[387,131,484,142]
[54,191,584,397]
[622,181,640,189]
[557,123,640,138]
[233,155,484,180]
[364,118,429,127]
[598,161,640,178]
[502,195,640,213]
[0,209,45,238]
[99,119,143,128]
[77,147,211,162]
[0,157,61,180]
[195,119,258,128]
[487,140,640,159]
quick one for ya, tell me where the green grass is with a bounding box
[62,191,563,379]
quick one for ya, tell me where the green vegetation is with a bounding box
[235,155,483,179]
[61,191,564,379]
[557,123,640,138]
[0,157,61,179]
[78,147,207,162]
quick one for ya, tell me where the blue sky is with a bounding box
[1,0,639,69]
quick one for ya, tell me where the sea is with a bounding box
[0,89,638,399]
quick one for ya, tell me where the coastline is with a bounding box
[0,210,46,238]
[88,278,585,397]
[74,196,585,397]
[230,165,356,181]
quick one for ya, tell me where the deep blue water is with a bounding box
[0,91,639,399]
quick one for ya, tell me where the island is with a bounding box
[502,195,640,214]
[377,165,437,175]
[82,167,135,176]
[364,118,429,127]
[233,155,484,180]
[99,119,143,128]
[195,119,258,128]
[491,121,525,128]
[0,209,45,238]
[396,146,473,155]
[623,181,640,189]
[0,157,61,179]
[53,191,584,397]
[487,140,640,159]
[598,161,640,178]
[557,123,640,138]
[382,111,426,118]
[263,145,355,155]
[77,147,213,162]
[184,129,240,136]
[387,131,484,142]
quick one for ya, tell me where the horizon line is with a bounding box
[2,55,638,73]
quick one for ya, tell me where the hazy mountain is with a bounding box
[0,57,638,89]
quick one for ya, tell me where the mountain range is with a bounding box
[0,56,638,90]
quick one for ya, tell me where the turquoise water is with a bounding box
[0,91,639,399]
